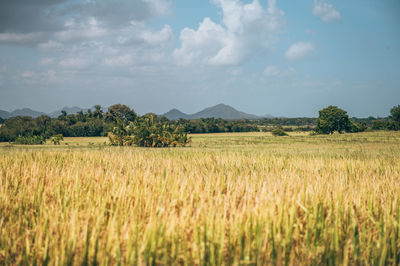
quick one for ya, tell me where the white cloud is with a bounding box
[263,65,296,77]
[55,17,108,43]
[140,25,173,47]
[263,65,281,77]
[285,42,314,60]
[0,32,43,45]
[39,58,55,66]
[21,71,35,79]
[44,70,57,82]
[59,57,90,69]
[102,24,172,67]
[173,0,285,66]
[313,0,341,22]
[103,54,134,67]
[38,40,63,50]
[18,69,59,84]
[143,0,172,17]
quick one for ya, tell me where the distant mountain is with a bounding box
[48,106,89,118]
[162,108,191,120]
[10,108,46,118]
[162,104,264,120]
[263,114,274,119]
[0,106,90,119]
[0,110,10,119]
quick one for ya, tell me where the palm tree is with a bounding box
[93,105,103,119]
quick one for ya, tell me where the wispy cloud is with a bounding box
[285,42,314,60]
[312,0,341,22]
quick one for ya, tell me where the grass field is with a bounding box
[1,131,400,265]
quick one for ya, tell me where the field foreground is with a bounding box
[1,132,400,265]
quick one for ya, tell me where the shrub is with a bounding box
[348,120,367,133]
[271,127,288,136]
[15,135,47,145]
[51,134,64,145]
[371,120,390,130]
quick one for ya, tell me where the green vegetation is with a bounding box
[51,134,64,145]
[271,126,288,136]
[130,114,190,147]
[315,105,373,134]
[14,135,47,145]
[108,114,190,147]
[316,105,351,134]
[1,131,400,265]
[0,104,399,144]
[390,104,400,130]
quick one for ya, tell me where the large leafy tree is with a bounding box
[316,106,351,134]
[105,104,137,123]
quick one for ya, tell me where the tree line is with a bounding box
[0,104,399,145]
[315,105,400,134]
[0,104,260,143]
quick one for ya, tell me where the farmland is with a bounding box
[1,131,400,265]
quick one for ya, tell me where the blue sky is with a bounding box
[0,0,399,117]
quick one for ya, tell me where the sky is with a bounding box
[0,0,399,117]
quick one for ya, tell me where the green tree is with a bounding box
[93,105,103,119]
[389,105,400,130]
[316,106,351,134]
[76,111,86,122]
[106,104,137,123]
[58,110,68,121]
[108,119,132,146]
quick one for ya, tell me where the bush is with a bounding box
[15,135,47,145]
[271,127,288,136]
[348,120,367,133]
[371,120,390,130]
[51,134,64,145]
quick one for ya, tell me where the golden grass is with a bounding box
[1,131,400,265]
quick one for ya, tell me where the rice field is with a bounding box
[1,131,400,265]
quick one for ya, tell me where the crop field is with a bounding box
[1,131,400,265]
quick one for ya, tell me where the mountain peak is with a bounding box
[162,103,262,120]
[163,108,190,120]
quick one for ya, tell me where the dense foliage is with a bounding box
[316,106,352,134]
[174,117,258,133]
[0,104,399,142]
[390,105,400,130]
[108,114,190,147]
[14,135,47,145]
[0,106,260,142]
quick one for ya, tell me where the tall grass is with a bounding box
[1,131,400,265]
